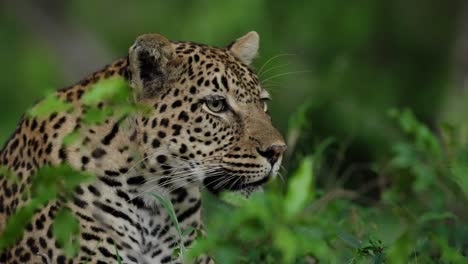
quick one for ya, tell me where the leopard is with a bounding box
[0,31,286,263]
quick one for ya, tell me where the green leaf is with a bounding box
[115,244,123,264]
[387,232,411,263]
[172,247,181,258]
[32,165,95,198]
[213,246,240,264]
[437,236,468,263]
[0,164,94,253]
[0,166,19,183]
[284,156,314,218]
[313,137,335,162]
[372,253,385,264]
[273,227,297,264]
[82,77,131,106]
[389,108,441,158]
[339,232,362,249]
[149,193,186,258]
[220,191,249,207]
[288,101,315,132]
[450,147,468,198]
[181,227,196,237]
[82,106,113,125]
[28,93,72,117]
[0,200,41,251]
[62,131,80,146]
[80,77,143,125]
[52,208,80,257]
[149,193,181,236]
[418,211,456,224]
[412,163,436,192]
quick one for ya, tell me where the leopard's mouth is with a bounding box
[202,168,272,194]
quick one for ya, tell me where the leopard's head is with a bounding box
[128,32,286,194]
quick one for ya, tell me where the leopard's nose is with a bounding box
[257,144,287,165]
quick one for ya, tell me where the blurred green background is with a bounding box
[1,1,468,262]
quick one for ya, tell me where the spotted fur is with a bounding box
[0,32,285,263]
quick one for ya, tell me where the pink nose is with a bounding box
[257,144,287,165]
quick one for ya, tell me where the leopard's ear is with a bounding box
[228,31,259,65]
[128,33,181,99]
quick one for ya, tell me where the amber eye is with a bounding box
[205,99,227,113]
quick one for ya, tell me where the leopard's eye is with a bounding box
[205,99,227,113]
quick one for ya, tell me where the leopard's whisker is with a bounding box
[257,53,296,76]
[141,166,222,187]
[198,170,240,193]
[227,172,243,190]
[129,167,224,201]
[277,171,285,184]
[136,162,224,180]
[261,70,312,84]
[136,166,220,190]
[156,170,227,196]
[258,63,291,78]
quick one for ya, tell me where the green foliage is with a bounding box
[28,93,72,117]
[115,244,123,264]
[0,166,19,183]
[186,107,468,263]
[349,238,385,264]
[0,77,138,258]
[31,165,95,199]
[388,108,442,192]
[187,156,337,264]
[150,193,199,261]
[52,208,80,257]
[284,156,314,218]
[220,191,249,207]
[81,77,130,106]
[150,193,183,239]
[0,77,132,256]
[0,165,94,253]
[81,77,136,125]
[0,198,42,251]
[448,141,468,198]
